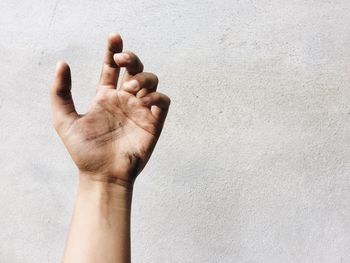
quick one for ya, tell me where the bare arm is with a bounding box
[50,33,170,263]
[62,176,133,263]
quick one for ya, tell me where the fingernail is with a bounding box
[56,61,64,72]
[114,53,130,62]
[55,61,68,75]
[127,79,139,90]
[109,32,121,38]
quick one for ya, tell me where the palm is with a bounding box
[51,34,170,184]
[62,89,158,182]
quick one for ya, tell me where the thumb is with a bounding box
[50,61,78,133]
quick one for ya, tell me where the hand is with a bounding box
[50,33,170,187]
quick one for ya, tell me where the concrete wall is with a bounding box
[1,0,350,262]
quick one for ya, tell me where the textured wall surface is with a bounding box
[1,0,350,262]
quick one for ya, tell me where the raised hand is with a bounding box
[50,33,170,187]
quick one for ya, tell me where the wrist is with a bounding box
[78,172,134,208]
[79,170,135,191]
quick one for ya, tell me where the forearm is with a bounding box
[62,174,134,263]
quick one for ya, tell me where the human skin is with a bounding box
[50,33,170,263]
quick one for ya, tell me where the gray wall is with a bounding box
[1,0,350,262]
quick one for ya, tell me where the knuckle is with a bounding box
[123,81,137,91]
[125,51,136,59]
[165,96,171,106]
[141,72,158,87]
[160,93,171,105]
[150,73,159,84]
[125,50,143,67]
